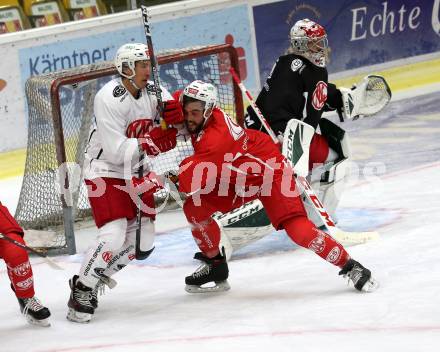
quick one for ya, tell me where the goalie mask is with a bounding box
[182,80,218,119]
[114,43,150,79]
[290,18,329,68]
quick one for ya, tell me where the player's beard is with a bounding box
[185,119,204,135]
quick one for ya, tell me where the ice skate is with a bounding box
[339,259,379,292]
[67,275,95,323]
[17,296,51,327]
[90,275,117,309]
[185,250,230,293]
[90,280,103,310]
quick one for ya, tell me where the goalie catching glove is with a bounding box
[340,75,391,120]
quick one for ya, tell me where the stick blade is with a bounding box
[331,230,380,245]
[43,257,64,271]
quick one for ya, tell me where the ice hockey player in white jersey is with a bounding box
[67,43,184,323]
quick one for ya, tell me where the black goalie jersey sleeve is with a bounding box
[245,54,329,135]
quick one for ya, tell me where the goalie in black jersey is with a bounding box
[243,18,391,226]
[208,19,391,260]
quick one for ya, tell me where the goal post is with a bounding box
[15,44,244,254]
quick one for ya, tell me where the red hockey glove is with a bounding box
[131,172,164,197]
[163,100,184,125]
[139,127,178,156]
[172,90,183,101]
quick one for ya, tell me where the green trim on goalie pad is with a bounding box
[346,95,355,116]
[213,200,271,228]
[284,123,304,165]
[319,118,346,157]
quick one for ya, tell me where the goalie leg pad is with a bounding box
[310,157,350,218]
[218,223,234,262]
[306,118,351,226]
[282,119,315,177]
[214,199,274,260]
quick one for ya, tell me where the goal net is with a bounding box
[15,44,244,254]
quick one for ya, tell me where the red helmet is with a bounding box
[290,19,329,67]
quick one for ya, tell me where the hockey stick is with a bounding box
[0,233,63,270]
[132,5,165,260]
[141,4,166,130]
[229,67,379,244]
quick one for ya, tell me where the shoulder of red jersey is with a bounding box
[209,108,245,141]
[191,108,245,152]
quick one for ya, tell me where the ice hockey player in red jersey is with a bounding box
[211,18,391,258]
[136,80,379,294]
[0,201,51,327]
[67,43,183,323]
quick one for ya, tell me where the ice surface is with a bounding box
[1,86,440,352]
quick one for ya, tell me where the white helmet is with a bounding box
[182,80,218,118]
[290,18,328,67]
[114,43,150,79]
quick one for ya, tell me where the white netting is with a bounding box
[15,44,242,252]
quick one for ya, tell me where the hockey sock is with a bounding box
[0,232,35,298]
[102,217,155,277]
[102,241,135,277]
[283,216,349,267]
[78,242,116,288]
[78,218,131,288]
[190,218,221,258]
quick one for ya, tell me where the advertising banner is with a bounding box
[0,3,257,151]
[253,0,440,83]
